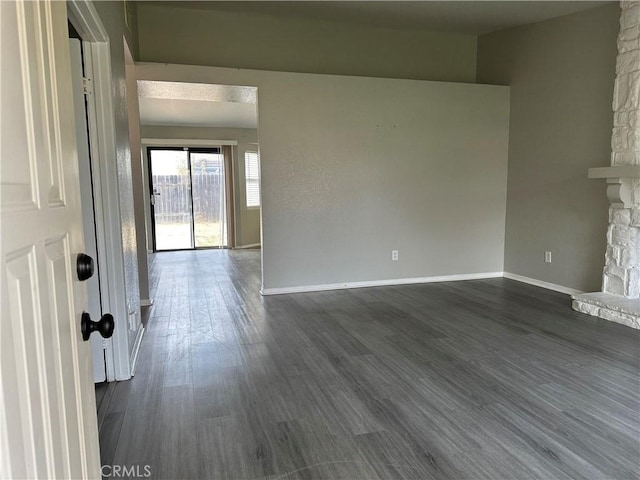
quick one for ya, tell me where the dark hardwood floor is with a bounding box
[97,249,640,479]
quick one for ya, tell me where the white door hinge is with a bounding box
[82,77,93,95]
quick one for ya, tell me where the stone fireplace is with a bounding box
[572,0,640,329]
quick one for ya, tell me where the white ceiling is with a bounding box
[150,1,614,35]
[137,81,258,129]
[138,98,258,129]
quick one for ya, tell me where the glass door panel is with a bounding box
[190,150,227,248]
[149,149,194,251]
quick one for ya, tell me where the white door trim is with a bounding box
[142,138,238,146]
[68,0,133,381]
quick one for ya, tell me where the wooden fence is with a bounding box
[152,174,225,224]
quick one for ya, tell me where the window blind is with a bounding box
[245,151,260,208]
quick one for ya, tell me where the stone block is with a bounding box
[604,277,625,296]
[606,245,622,266]
[633,179,640,203]
[618,25,640,53]
[620,246,640,267]
[598,308,639,328]
[614,111,628,127]
[621,2,640,28]
[631,208,640,226]
[625,267,640,297]
[630,226,640,248]
[604,266,626,295]
[612,151,640,165]
[609,207,631,225]
[616,50,640,75]
[611,124,640,152]
[612,127,627,152]
[613,71,640,110]
[609,225,632,245]
[613,110,639,129]
[572,300,600,316]
[607,264,627,280]
[609,225,639,246]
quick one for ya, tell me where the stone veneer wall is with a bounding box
[573,0,640,330]
[605,206,640,297]
[605,0,640,298]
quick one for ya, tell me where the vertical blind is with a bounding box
[245,151,260,208]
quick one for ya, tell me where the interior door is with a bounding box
[69,37,107,384]
[0,1,101,478]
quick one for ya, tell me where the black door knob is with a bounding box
[81,312,114,341]
[76,253,94,281]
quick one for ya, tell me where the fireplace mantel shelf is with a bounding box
[587,165,640,208]
[588,165,640,179]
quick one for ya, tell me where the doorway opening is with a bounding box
[136,80,260,256]
[148,146,233,251]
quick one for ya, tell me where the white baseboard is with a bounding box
[261,272,504,296]
[503,272,584,296]
[235,243,261,249]
[140,298,154,307]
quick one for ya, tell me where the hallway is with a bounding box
[97,250,639,479]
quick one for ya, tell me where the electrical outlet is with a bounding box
[545,251,552,263]
[392,250,399,261]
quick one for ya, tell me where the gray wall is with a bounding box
[135,3,477,83]
[125,61,150,304]
[94,1,141,323]
[140,125,261,248]
[137,64,510,291]
[477,4,619,292]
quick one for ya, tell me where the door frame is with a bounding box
[67,0,137,381]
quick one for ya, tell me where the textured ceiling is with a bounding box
[137,81,258,128]
[138,81,257,104]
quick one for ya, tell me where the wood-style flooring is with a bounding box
[96,249,640,479]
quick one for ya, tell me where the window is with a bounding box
[245,151,260,208]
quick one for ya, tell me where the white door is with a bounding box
[0,1,101,478]
[69,38,107,384]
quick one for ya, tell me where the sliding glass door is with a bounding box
[149,149,193,250]
[149,147,227,251]
[190,150,227,248]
